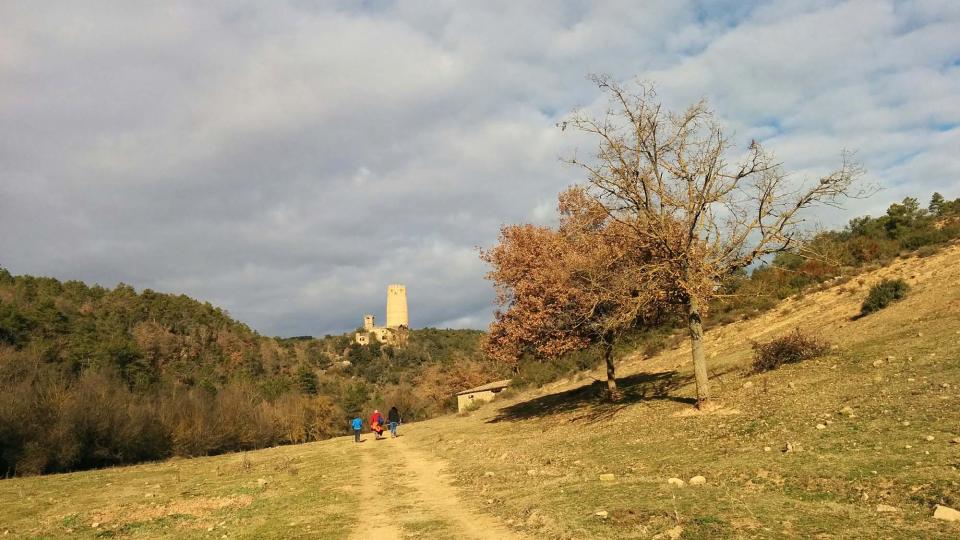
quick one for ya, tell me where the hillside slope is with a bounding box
[1,243,958,539]
[402,242,960,538]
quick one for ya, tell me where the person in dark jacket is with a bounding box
[388,406,401,438]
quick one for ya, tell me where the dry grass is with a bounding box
[0,442,359,539]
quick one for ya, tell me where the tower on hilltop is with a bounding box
[385,284,408,328]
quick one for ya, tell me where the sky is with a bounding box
[1,1,958,337]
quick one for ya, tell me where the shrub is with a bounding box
[860,278,909,316]
[751,329,829,373]
[915,245,939,258]
[457,399,482,416]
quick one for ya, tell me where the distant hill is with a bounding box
[0,274,504,476]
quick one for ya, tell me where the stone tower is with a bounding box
[385,284,408,328]
[363,314,375,331]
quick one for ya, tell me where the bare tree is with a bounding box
[560,75,868,408]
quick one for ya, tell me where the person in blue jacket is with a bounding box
[351,415,363,443]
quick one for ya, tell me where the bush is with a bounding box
[751,329,829,373]
[860,278,909,316]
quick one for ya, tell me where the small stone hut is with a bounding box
[456,379,511,412]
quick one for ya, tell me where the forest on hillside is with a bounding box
[2,192,958,477]
[0,278,503,477]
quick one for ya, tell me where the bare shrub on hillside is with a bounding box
[272,394,338,444]
[751,329,829,373]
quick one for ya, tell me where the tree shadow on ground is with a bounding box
[488,370,695,424]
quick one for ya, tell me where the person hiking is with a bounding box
[351,415,363,443]
[388,406,401,438]
[370,409,384,440]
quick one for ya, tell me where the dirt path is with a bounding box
[351,439,404,540]
[348,434,523,540]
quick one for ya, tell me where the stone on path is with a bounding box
[933,505,960,522]
[688,475,706,486]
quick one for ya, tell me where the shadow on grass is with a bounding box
[488,370,695,424]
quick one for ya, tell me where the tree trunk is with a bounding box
[686,295,711,408]
[602,332,617,395]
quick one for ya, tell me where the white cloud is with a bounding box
[1,0,958,336]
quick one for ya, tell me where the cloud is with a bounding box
[1,1,958,336]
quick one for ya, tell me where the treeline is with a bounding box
[0,274,502,476]
[717,192,960,320]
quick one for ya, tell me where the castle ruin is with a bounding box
[355,284,409,345]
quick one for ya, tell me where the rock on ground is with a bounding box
[876,504,899,513]
[688,475,706,486]
[667,477,685,487]
[598,473,615,482]
[934,505,960,522]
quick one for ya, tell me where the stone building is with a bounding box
[456,379,512,412]
[355,284,409,345]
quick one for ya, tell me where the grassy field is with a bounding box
[0,439,362,538]
[2,243,959,539]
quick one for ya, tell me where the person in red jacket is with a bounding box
[370,409,384,439]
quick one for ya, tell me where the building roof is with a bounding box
[456,379,512,395]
